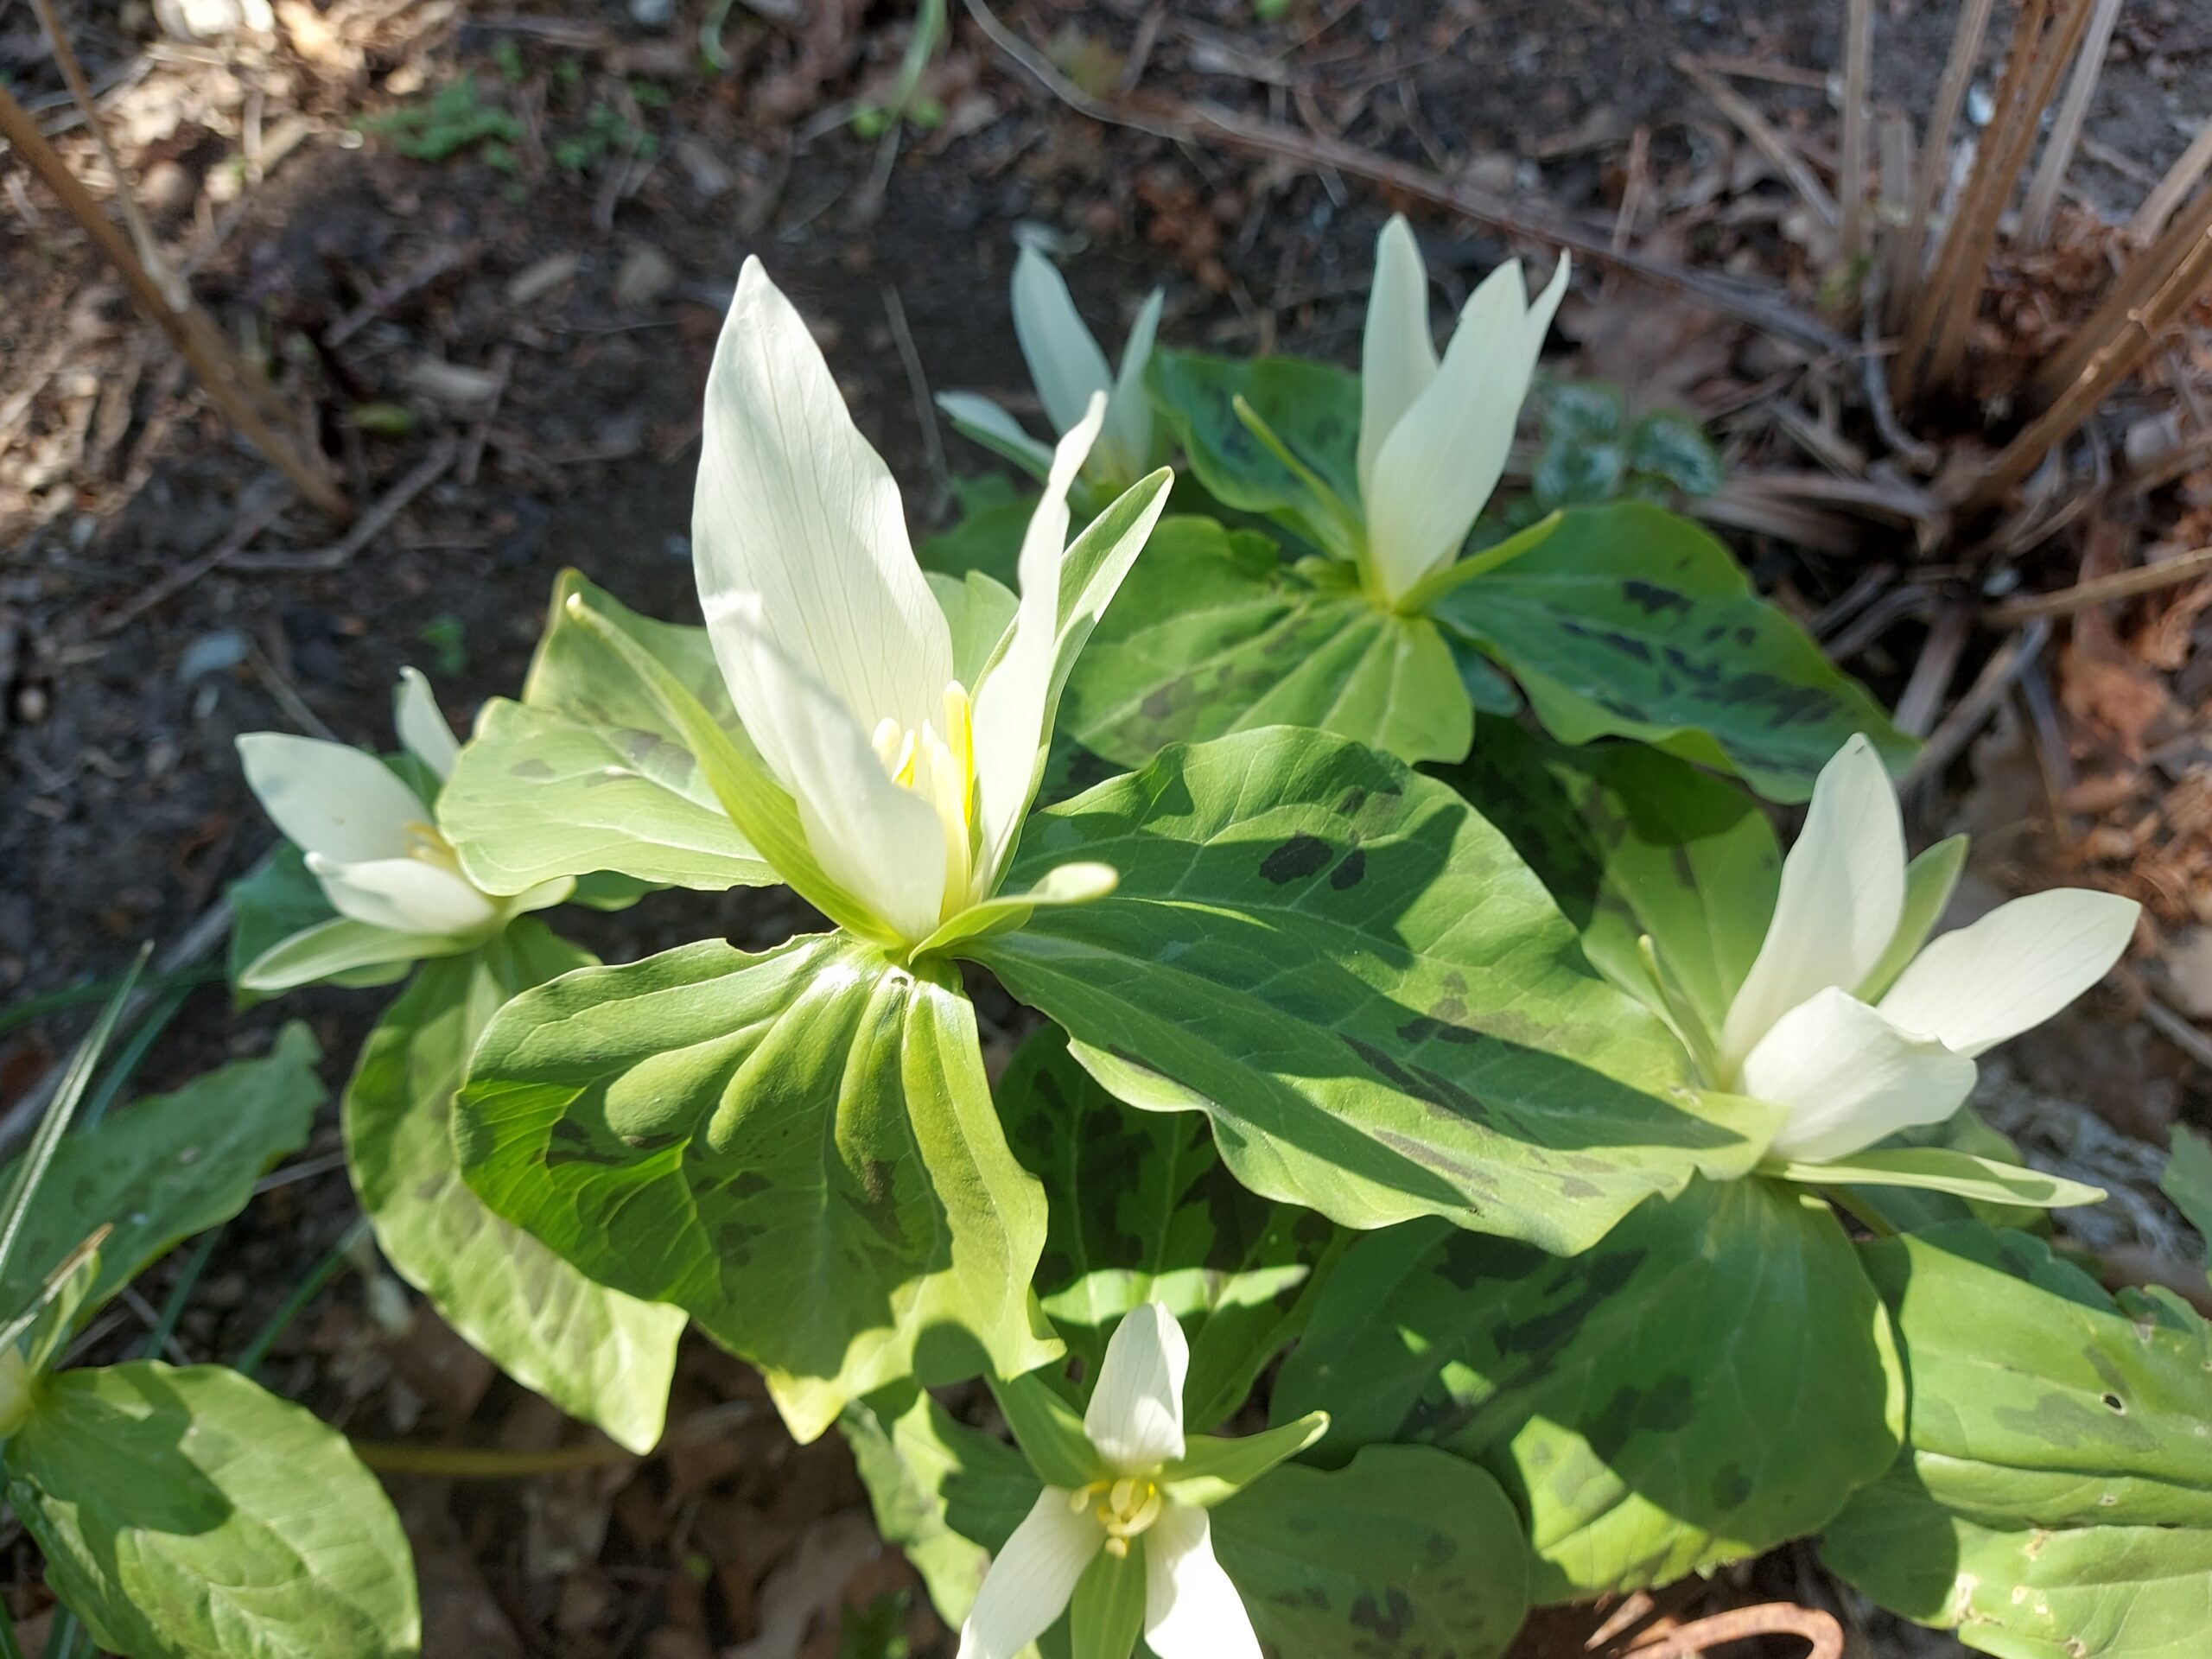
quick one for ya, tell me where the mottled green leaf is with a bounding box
[1544,382,1624,445]
[1625,412,1725,498]
[1211,1445,1531,1659]
[1277,1176,1897,1601]
[2160,1125,2212,1275]
[1821,1223,2212,1659]
[1531,436,1624,512]
[1064,517,1474,768]
[998,1027,1340,1430]
[441,570,772,895]
[455,933,1057,1441]
[1433,503,1910,802]
[8,1363,419,1658]
[0,1025,321,1328]
[841,1383,1041,1628]
[1448,718,1781,1041]
[345,922,684,1454]
[1766,1147,2103,1209]
[965,728,1777,1255]
[1149,350,1362,558]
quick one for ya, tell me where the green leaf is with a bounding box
[988,1370,1103,1491]
[1448,718,1781,1042]
[998,1027,1342,1431]
[226,845,413,999]
[1433,503,1912,802]
[239,916,469,995]
[1625,411,1725,498]
[1161,1412,1327,1510]
[1069,1545,1146,1659]
[9,1235,105,1378]
[965,728,1777,1255]
[2159,1125,2212,1274]
[7,1362,419,1658]
[1821,1223,2212,1659]
[918,482,1035,588]
[929,569,1021,687]
[1211,1445,1531,1659]
[1149,351,1363,559]
[456,933,1057,1441]
[841,1383,1043,1626]
[1851,1105,2050,1236]
[1544,382,1624,445]
[0,1025,321,1329]
[345,922,684,1454]
[440,570,773,895]
[1276,1175,1897,1601]
[1530,435,1624,511]
[1063,517,1475,768]
[1768,1147,2105,1209]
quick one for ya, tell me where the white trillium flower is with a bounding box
[695,258,1169,951]
[236,671,563,987]
[1355,213,1569,608]
[938,244,1165,492]
[960,1305,1262,1659]
[1716,734,2139,1164]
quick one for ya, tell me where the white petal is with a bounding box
[694,257,951,785]
[237,734,423,864]
[1357,213,1439,503]
[1745,987,1979,1163]
[308,854,499,937]
[1085,1301,1187,1474]
[1365,254,1566,601]
[1013,245,1116,440]
[716,601,948,944]
[1143,1506,1262,1659]
[1104,286,1165,478]
[936,391,1056,474]
[957,1489,1104,1659]
[969,396,1106,896]
[393,667,460,779]
[1880,888,2139,1058]
[1719,734,1906,1077]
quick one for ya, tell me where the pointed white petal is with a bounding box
[1366,255,1563,601]
[694,257,951,785]
[237,734,423,864]
[1719,734,1906,1077]
[1357,213,1440,502]
[957,1489,1104,1659]
[970,396,1106,897]
[1085,1301,1188,1474]
[1013,245,1116,440]
[393,667,461,779]
[1104,286,1166,478]
[1745,987,1980,1163]
[1880,888,2139,1058]
[307,854,499,937]
[716,602,948,944]
[1143,1506,1262,1659]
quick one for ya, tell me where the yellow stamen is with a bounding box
[1073,1476,1164,1549]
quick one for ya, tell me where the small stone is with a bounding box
[613,245,677,311]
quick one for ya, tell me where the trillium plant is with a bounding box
[139,218,2188,1659]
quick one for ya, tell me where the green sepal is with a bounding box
[1160,1411,1328,1510]
[1770,1146,2106,1210]
[1858,835,1968,1002]
[988,1369,1105,1491]
[1069,1541,1147,1659]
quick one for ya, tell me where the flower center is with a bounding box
[1071,1476,1164,1559]
[403,820,474,886]
[869,681,982,921]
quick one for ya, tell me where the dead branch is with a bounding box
[0,80,350,520]
[1985,544,2212,626]
[1620,1603,1843,1659]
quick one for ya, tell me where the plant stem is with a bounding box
[141,1231,221,1361]
[0,968,222,1040]
[0,1603,25,1659]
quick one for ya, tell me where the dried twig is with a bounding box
[960,0,1851,355]
[1894,600,1973,738]
[1620,1603,1843,1659]
[226,438,457,573]
[2020,0,2126,246]
[92,480,291,637]
[0,81,349,520]
[1887,0,1996,331]
[881,282,950,516]
[1838,0,1872,265]
[1984,544,2212,626]
[2129,118,2212,242]
[1900,619,2051,791]
[1675,54,1839,231]
[2035,183,2212,403]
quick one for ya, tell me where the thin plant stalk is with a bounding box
[233,1217,372,1381]
[2019,0,2125,245]
[2130,117,2212,241]
[1886,0,1996,332]
[2036,183,2212,401]
[1839,0,1873,266]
